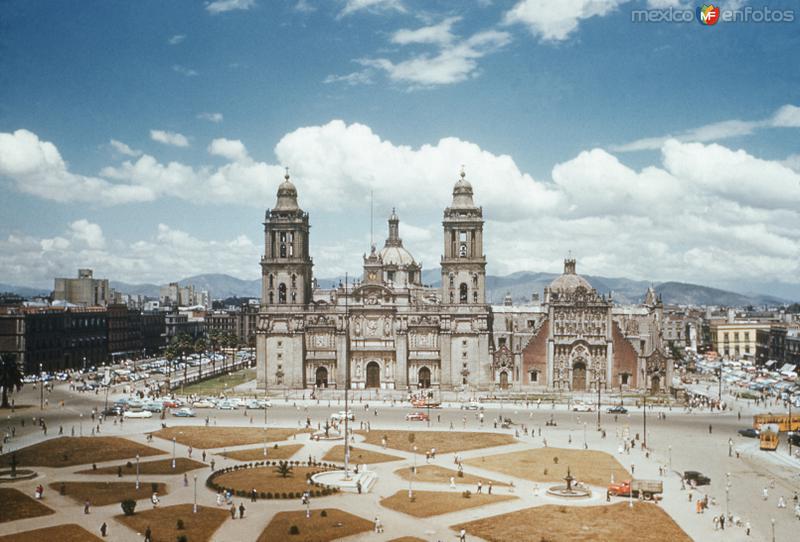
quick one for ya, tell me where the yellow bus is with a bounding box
[752,414,800,432]
[759,424,780,451]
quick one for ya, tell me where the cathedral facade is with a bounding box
[256,172,672,393]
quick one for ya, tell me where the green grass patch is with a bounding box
[183,368,256,396]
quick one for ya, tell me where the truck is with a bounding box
[607,479,663,500]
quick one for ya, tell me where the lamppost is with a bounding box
[642,394,647,450]
[79,413,83,436]
[305,492,311,518]
[771,518,775,542]
[39,363,43,410]
[82,356,87,372]
[172,437,176,469]
[583,422,587,449]
[668,445,672,472]
[193,474,198,513]
[135,454,140,489]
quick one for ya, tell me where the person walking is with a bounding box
[100,522,107,537]
[477,480,482,494]
[763,487,769,500]
[202,450,206,462]
[459,528,467,541]
[778,496,786,508]
[84,499,91,514]
[251,488,258,502]
[144,526,152,542]
[239,502,246,518]
[230,504,236,519]
[450,476,456,489]
[745,521,751,535]
[488,481,493,495]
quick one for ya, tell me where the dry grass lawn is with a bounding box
[0,524,103,542]
[323,445,403,464]
[357,430,516,454]
[150,426,305,449]
[214,465,328,495]
[76,457,205,475]
[257,509,373,542]
[380,490,516,518]
[394,465,510,487]
[0,488,54,524]
[388,538,427,542]
[453,502,692,542]
[50,481,168,507]
[221,443,304,461]
[0,437,162,468]
[464,447,629,487]
[116,504,229,542]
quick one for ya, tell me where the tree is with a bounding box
[0,353,23,408]
[275,461,293,478]
[194,337,208,380]
[208,330,221,376]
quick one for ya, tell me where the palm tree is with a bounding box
[274,461,293,478]
[208,331,220,376]
[174,334,193,392]
[194,337,208,381]
[164,344,178,391]
[0,353,24,408]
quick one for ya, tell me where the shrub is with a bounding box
[176,519,185,530]
[126,461,133,469]
[320,510,327,517]
[457,470,464,477]
[281,492,288,499]
[553,456,559,464]
[266,492,273,499]
[289,525,300,535]
[273,443,279,449]
[151,482,159,492]
[177,536,188,542]
[462,490,472,499]
[120,499,137,516]
[544,468,548,476]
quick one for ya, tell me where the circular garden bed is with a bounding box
[207,460,342,500]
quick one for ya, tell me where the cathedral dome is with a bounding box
[549,258,592,292]
[451,170,476,209]
[379,245,416,267]
[274,171,299,211]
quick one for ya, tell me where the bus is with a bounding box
[752,414,800,432]
[759,424,780,451]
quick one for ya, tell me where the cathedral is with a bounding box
[256,171,672,393]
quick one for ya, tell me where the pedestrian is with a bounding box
[708,424,712,434]
[84,499,91,514]
[477,480,482,494]
[745,521,751,535]
[719,514,725,530]
[251,488,258,502]
[151,492,159,508]
[239,502,246,518]
[488,481,493,494]
[211,459,215,470]
[713,515,719,531]
[688,489,693,502]
[144,526,152,542]
[202,450,206,462]
[450,476,456,489]
[230,504,236,519]
[631,464,635,475]
[183,473,189,487]
[763,487,769,500]
[357,480,362,494]
[459,528,467,542]
[778,496,786,508]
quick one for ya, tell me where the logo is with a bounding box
[697,4,721,25]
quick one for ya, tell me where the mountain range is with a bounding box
[2,271,791,307]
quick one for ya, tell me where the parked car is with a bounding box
[683,470,711,486]
[405,412,429,421]
[173,407,196,417]
[607,405,628,414]
[123,409,153,419]
[737,428,759,438]
[572,402,594,412]
[217,400,238,410]
[461,402,481,410]
[193,399,216,409]
[102,406,124,417]
[142,402,163,413]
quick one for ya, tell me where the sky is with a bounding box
[0,0,799,299]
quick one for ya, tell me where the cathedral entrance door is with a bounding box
[315,366,328,388]
[650,375,660,394]
[572,361,587,391]
[366,362,381,388]
[418,367,431,389]
[499,371,509,390]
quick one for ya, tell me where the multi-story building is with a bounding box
[53,269,110,307]
[256,172,672,392]
[160,283,211,309]
[710,320,770,359]
[107,304,143,360]
[141,311,166,356]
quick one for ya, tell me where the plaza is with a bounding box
[0,368,798,541]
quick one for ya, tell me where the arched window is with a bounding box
[291,274,297,288]
[449,274,455,288]
[279,232,287,257]
[269,274,274,288]
[472,274,478,287]
[278,283,287,304]
[291,291,296,303]
[459,283,468,304]
[473,291,478,303]
[449,292,454,304]
[268,292,274,304]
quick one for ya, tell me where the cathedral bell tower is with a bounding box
[261,170,313,307]
[441,170,486,305]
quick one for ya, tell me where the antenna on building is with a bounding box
[370,189,374,247]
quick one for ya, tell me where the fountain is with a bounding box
[546,466,592,498]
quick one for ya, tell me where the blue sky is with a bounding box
[0,0,799,299]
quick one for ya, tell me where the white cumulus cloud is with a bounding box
[503,0,625,42]
[197,112,224,123]
[206,0,256,14]
[109,139,142,157]
[150,130,190,148]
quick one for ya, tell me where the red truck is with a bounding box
[607,479,663,500]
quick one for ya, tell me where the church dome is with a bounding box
[274,170,299,211]
[451,170,476,209]
[379,245,416,267]
[549,259,592,292]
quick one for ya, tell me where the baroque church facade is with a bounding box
[256,172,672,393]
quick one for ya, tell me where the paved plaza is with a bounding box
[0,380,798,541]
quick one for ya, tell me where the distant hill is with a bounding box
[7,271,793,308]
